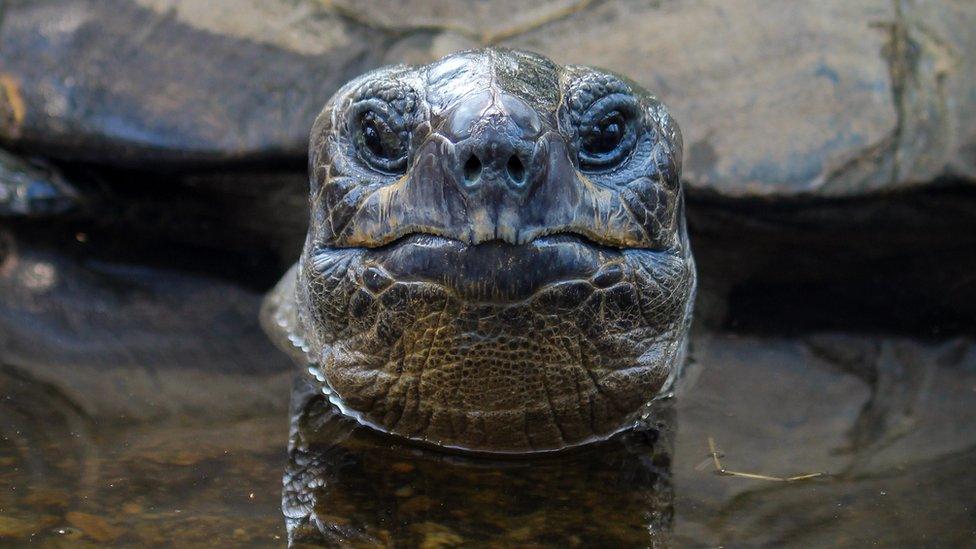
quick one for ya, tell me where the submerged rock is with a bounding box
[672,331,976,546]
[0,230,292,422]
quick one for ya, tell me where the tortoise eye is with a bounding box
[356,110,408,173]
[581,111,626,157]
[577,94,639,171]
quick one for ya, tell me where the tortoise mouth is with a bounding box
[356,232,627,302]
[367,229,623,253]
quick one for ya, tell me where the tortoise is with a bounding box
[261,48,696,454]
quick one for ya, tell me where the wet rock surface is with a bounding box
[0,230,292,422]
[0,150,79,218]
[672,331,976,547]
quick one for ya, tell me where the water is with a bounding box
[1,241,974,546]
[2,330,973,547]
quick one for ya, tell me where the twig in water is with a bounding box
[707,437,826,482]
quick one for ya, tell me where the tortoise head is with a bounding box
[296,48,695,453]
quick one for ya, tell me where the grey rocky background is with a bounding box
[2,0,973,331]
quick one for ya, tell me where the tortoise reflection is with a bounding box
[283,379,674,547]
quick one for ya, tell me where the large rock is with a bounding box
[510,0,976,197]
[0,0,384,163]
[1,0,972,197]
[668,331,976,546]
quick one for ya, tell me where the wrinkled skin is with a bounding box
[264,48,695,453]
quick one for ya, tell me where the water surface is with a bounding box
[2,330,973,547]
[1,241,973,546]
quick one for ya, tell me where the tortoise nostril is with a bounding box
[506,154,525,185]
[463,154,482,185]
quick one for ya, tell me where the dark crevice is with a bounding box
[689,180,976,335]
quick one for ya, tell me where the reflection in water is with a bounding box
[284,378,675,547]
[0,366,289,545]
[671,333,976,547]
[0,365,97,539]
[2,233,975,546]
[2,330,975,546]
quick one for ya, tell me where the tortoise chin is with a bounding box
[265,48,696,453]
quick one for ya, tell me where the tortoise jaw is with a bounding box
[355,232,626,303]
[361,225,637,250]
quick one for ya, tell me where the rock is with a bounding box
[508,0,975,198]
[1,1,972,199]
[0,230,292,423]
[0,0,383,164]
[672,331,976,546]
[0,149,79,218]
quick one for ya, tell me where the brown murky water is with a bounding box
[3,331,974,547]
[1,242,974,547]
